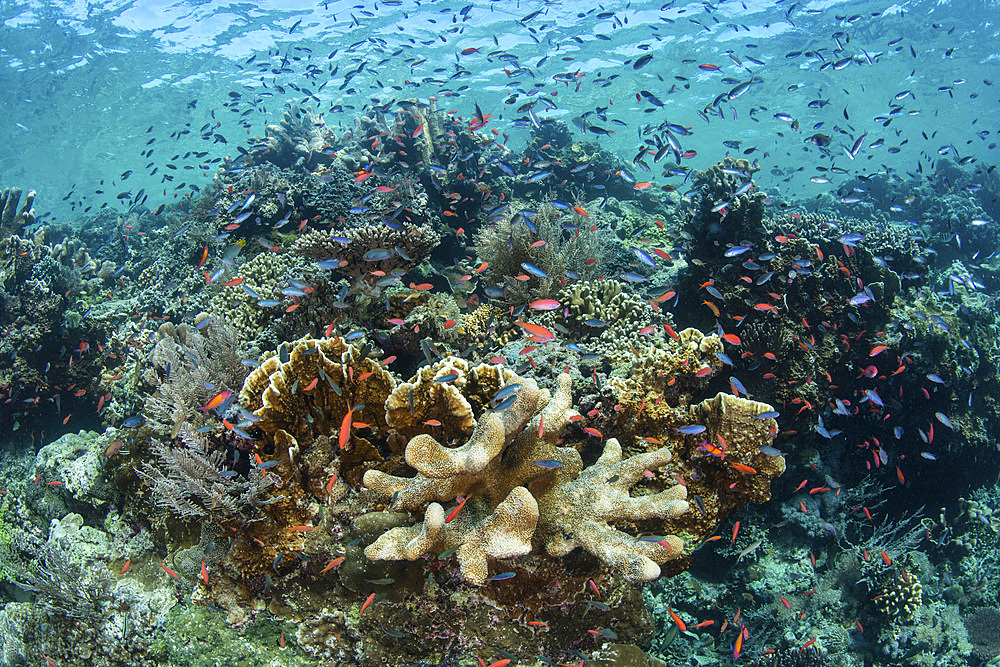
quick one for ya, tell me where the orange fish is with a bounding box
[869,345,889,357]
[327,473,338,495]
[583,427,603,438]
[515,321,555,342]
[409,282,433,291]
[722,333,741,346]
[119,559,131,575]
[201,557,209,584]
[196,245,208,269]
[360,592,376,615]
[159,561,180,579]
[730,463,757,475]
[446,496,468,523]
[320,556,346,574]
[573,206,588,216]
[198,390,232,412]
[287,525,314,532]
[703,300,720,317]
[423,419,442,427]
[304,378,319,391]
[222,277,245,287]
[668,608,687,632]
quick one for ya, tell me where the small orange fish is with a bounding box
[304,378,319,391]
[722,333,741,346]
[702,300,720,317]
[119,559,131,575]
[222,277,244,287]
[198,390,232,412]
[869,345,889,357]
[196,245,208,269]
[573,206,588,216]
[583,427,602,438]
[730,463,757,475]
[668,608,687,632]
[327,473,338,495]
[360,592,376,615]
[515,321,555,342]
[201,557,209,584]
[474,261,488,273]
[159,561,180,579]
[287,525,314,532]
[446,496,468,523]
[409,282,433,291]
[529,240,547,248]
[320,556,346,574]
[423,419,442,427]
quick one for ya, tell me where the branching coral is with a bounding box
[293,221,440,280]
[473,203,606,305]
[254,105,335,170]
[0,187,35,239]
[364,369,691,584]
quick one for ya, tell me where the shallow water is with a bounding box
[1,1,999,666]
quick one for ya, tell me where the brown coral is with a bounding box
[365,369,692,584]
[0,186,35,238]
[293,220,439,280]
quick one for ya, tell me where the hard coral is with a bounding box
[293,220,440,280]
[364,369,691,584]
[0,187,35,239]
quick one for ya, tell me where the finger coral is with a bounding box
[364,369,691,584]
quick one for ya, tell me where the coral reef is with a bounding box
[366,369,691,583]
[0,186,35,238]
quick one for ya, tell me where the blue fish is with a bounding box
[756,411,780,419]
[435,373,460,383]
[620,272,648,283]
[488,572,516,581]
[675,425,706,435]
[492,384,522,402]
[490,395,517,412]
[122,415,144,428]
[364,248,395,261]
[632,247,656,267]
[532,460,562,469]
[520,262,548,279]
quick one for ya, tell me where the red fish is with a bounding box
[516,321,555,342]
[668,608,687,632]
[528,299,561,311]
[446,496,468,523]
[201,557,209,584]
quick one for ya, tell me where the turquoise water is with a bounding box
[2,1,1000,666]
[2,0,998,221]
